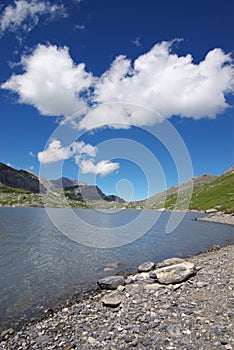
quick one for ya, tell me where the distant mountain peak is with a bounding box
[50,177,87,189]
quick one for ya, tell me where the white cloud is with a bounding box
[1,44,93,117]
[91,41,234,122]
[38,139,97,164]
[0,0,67,35]
[80,159,120,177]
[2,40,234,129]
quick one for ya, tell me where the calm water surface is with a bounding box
[0,207,233,330]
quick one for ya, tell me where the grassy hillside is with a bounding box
[188,169,234,213]
[128,168,234,213]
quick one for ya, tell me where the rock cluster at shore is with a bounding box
[197,212,234,226]
[0,245,233,350]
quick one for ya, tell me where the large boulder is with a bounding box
[97,276,125,290]
[150,262,196,284]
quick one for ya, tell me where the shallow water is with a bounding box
[0,207,233,330]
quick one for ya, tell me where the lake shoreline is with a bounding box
[1,244,233,349]
[1,204,233,226]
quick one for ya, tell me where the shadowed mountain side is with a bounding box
[50,177,87,189]
[0,162,46,193]
[64,185,125,203]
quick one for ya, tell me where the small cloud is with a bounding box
[6,162,12,167]
[74,24,85,31]
[29,151,36,158]
[79,159,120,177]
[29,165,34,171]
[0,0,67,38]
[131,36,143,48]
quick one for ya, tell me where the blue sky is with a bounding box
[0,0,233,201]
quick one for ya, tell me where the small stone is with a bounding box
[138,261,155,272]
[1,328,14,339]
[124,335,133,343]
[88,336,99,347]
[173,284,181,290]
[35,335,52,345]
[144,283,162,291]
[97,275,125,290]
[102,294,121,308]
[196,281,207,288]
[221,340,229,345]
[117,285,125,292]
[167,324,182,338]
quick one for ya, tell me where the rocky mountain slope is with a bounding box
[131,167,234,213]
[0,162,46,193]
[0,162,124,207]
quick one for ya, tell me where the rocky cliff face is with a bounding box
[0,162,125,203]
[0,162,46,193]
[50,177,87,189]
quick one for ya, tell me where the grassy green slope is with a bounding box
[188,170,234,213]
[128,168,234,213]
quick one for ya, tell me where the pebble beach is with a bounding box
[1,244,233,350]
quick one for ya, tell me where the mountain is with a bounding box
[0,162,124,207]
[1,161,233,211]
[0,162,46,193]
[50,177,86,189]
[64,185,125,203]
[132,167,234,213]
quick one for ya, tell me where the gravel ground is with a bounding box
[196,213,234,226]
[1,245,233,350]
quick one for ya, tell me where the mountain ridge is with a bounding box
[0,161,233,211]
[0,162,124,206]
[129,166,234,213]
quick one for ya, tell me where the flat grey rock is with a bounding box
[97,275,125,290]
[151,262,196,284]
[102,294,121,308]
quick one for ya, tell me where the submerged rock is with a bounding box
[97,275,125,290]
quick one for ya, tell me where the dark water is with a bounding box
[0,207,233,330]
